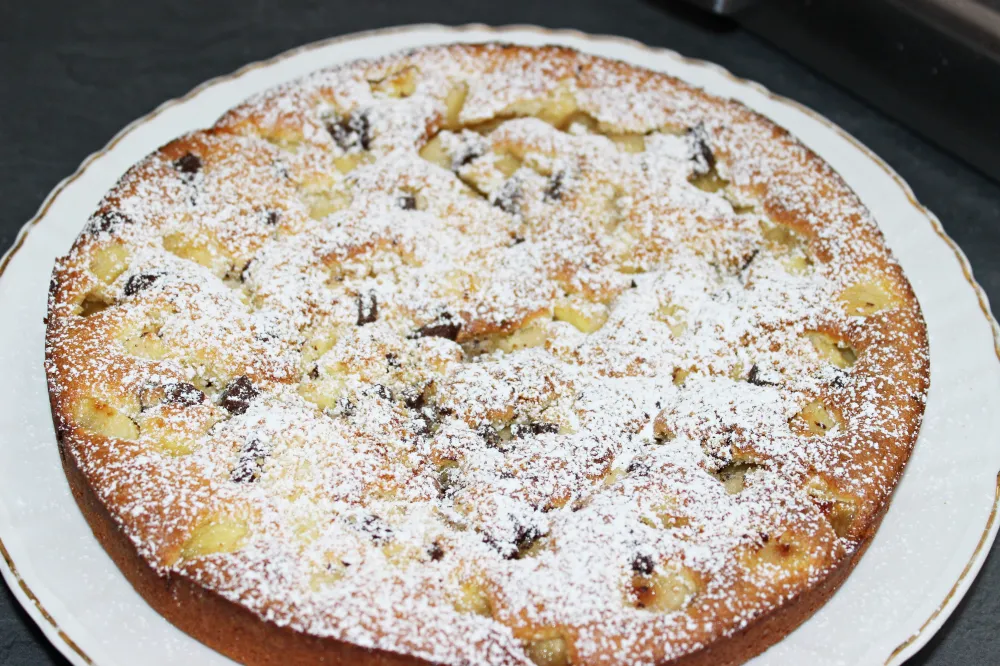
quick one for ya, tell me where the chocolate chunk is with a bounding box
[354,114,373,151]
[163,382,206,407]
[263,210,280,226]
[510,235,526,246]
[308,365,320,380]
[174,152,202,176]
[427,541,445,561]
[512,523,544,559]
[484,519,544,560]
[223,262,245,284]
[454,142,486,168]
[385,352,400,368]
[401,387,424,409]
[370,384,393,401]
[482,534,504,555]
[740,249,759,272]
[512,423,559,438]
[687,123,716,171]
[356,291,378,326]
[630,279,638,289]
[358,514,393,544]
[493,179,522,215]
[747,364,777,387]
[219,376,259,415]
[416,314,461,341]
[337,397,356,417]
[140,381,206,411]
[123,272,161,296]
[412,412,434,436]
[230,436,269,483]
[86,210,134,236]
[325,111,372,151]
[631,554,655,576]
[627,460,651,476]
[230,462,256,484]
[831,369,848,389]
[398,193,416,210]
[477,424,501,448]
[544,171,567,202]
[240,258,255,283]
[325,118,349,148]
[241,437,268,465]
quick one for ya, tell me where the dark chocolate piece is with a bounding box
[219,376,259,415]
[123,272,161,296]
[174,152,202,176]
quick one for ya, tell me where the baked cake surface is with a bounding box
[44,44,929,666]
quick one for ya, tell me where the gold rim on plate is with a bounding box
[1,23,997,666]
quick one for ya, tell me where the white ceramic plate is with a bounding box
[2,24,997,666]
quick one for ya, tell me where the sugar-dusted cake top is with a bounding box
[45,44,928,665]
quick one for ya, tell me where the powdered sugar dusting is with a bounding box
[45,44,928,665]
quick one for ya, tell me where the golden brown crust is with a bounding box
[55,408,429,666]
[56,403,885,666]
[45,43,929,665]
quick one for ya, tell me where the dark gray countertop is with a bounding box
[1,1,997,664]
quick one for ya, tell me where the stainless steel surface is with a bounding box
[741,0,1000,183]
[892,0,1000,61]
[679,0,761,15]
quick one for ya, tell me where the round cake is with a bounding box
[44,43,929,666]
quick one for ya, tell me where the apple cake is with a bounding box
[44,43,929,666]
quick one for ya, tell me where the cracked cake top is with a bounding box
[45,43,928,666]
